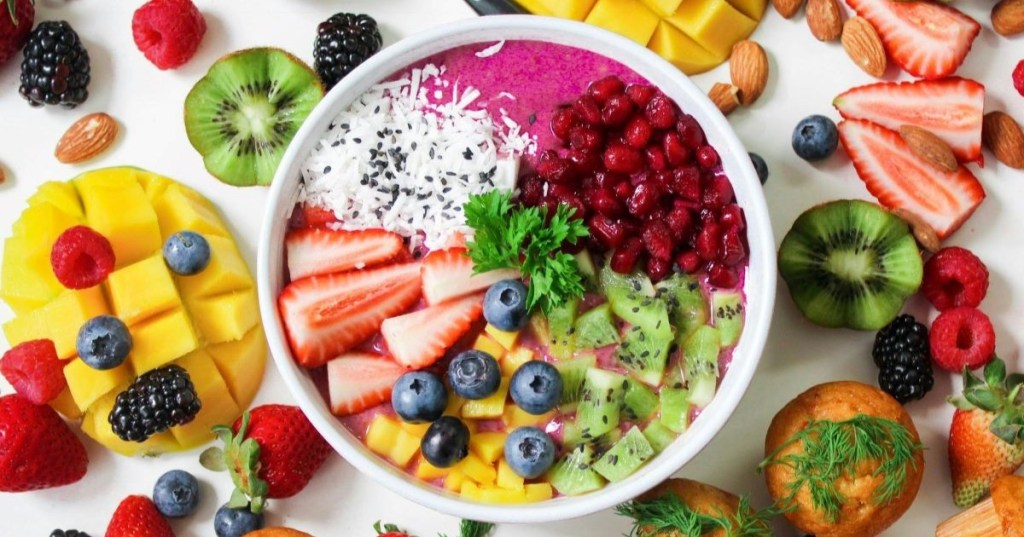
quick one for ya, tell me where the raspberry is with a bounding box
[929,307,996,372]
[1014,60,1024,98]
[1,340,66,405]
[132,0,207,70]
[920,246,989,311]
[50,225,115,289]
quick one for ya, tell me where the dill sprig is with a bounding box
[439,519,494,537]
[616,492,778,537]
[756,414,923,522]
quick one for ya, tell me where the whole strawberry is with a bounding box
[948,358,1024,507]
[374,521,412,537]
[0,0,33,66]
[105,495,176,537]
[0,393,88,492]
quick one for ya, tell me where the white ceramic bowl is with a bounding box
[258,15,776,524]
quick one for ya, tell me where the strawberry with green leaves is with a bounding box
[948,358,1024,507]
[1,0,33,66]
[105,495,176,537]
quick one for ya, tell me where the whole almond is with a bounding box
[708,83,741,116]
[807,0,843,41]
[55,112,119,164]
[982,111,1024,169]
[0,165,6,185]
[891,208,940,253]
[992,0,1024,36]
[898,125,958,173]
[772,0,805,18]
[842,17,887,78]
[729,41,769,106]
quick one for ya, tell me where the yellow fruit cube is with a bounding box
[528,314,551,348]
[169,350,241,448]
[11,202,80,247]
[76,168,162,268]
[525,483,554,502]
[500,347,535,377]
[108,254,182,326]
[135,169,174,203]
[176,234,253,299]
[49,387,82,420]
[82,389,180,457]
[65,357,133,412]
[460,481,484,501]
[458,452,497,486]
[478,487,530,504]
[129,308,199,374]
[38,286,109,359]
[648,21,725,76]
[503,406,555,429]
[726,0,768,20]
[666,0,757,59]
[444,395,465,417]
[153,183,229,240]
[472,333,505,361]
[3,308,48,347]
[641,0,683,15]
[27,181,84,218]
[1,236,60,315]
[415,455,451,480]
[401,421,432,439]
[187,291,259,344]
[515,0,596,19]
[497,459,524,491]
[206,325,267,408]
[484,324,520,350]
[391,431,423,468]
[470,432,507,464]
[461,378,509,419]
[444,469,469,491]
[366,415,420,467]
[585,0,661,45]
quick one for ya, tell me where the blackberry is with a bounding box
[313,13,382,91]
[19,20,90,108]
[50,531,90,537]
[108,365,201,442]
[873,314,934,404]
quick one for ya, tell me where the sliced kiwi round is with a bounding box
[778,199,922,331]
[184,48,324,187]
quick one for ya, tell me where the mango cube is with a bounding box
[108,254,182,326]
[401,421,432,439]
[444,469,469,491]
[503,405,555,429]
[169,350,241,448]
[27,181,84,218]
[500,347,535,377]
[153,183,229,240]
[129,308,199,374]
[515,0,596,19]
[444,395,465,417]
[472,333,505,361]
[484,324,520,350]
[65,357,133,412]
[462,378,509,419]
[648,21,725,76]
[176,235,253,299]
[667,0,757,59]
[82,389,180,457]
[187,291,259,344]
[585,0,661,45]
[458,452,497,486]
[76,168,162,268]
[135,169,174,204]
[366,415,420,467]
[470,432,507,464]
[1,237,56,314]
[3,309,48,348]
[460,481,484,501]
[525,483,554,502]
[206,325,267,408]
[726,0,768,21]
[38,286,109,359]
[49,387,82,420]
[415,455,451,480]
[641,0,683,16]
[11,202,80,247]
[497,459,524,491]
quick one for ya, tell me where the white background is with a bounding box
[1,1,1022,535]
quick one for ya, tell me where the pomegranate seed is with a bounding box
[624,115,653,148]
[520,174,544,206]
[549,183,575,199]
[707,262,739,288]
[604,143,644,174]
[676,250,702,274]
[672,167,702,201]
[642,220,674,261]
[573,95,602,125]
[567,148,601,175]
[594,171,626,190]
[696,222,723,261]
[601,94,635,126]
[646,205,668,223]
[719,203,745,231]
[699,208,718,226]
[588,76,625,105]
[697,145,720,169]
[666,205,695,239]
[560,194,588,220]
[551,106,580,140]
[591,189,624,218]
[589,215,627,250]
[644,145,667,170]
[539,196,560,221]
[646,256,672,283]
[721,226,746,266]
[650,170,673,190]
[663,132,692,167]
[676,114,705,148]
[610,237,645,274]
[627,182,660,218]
[569,127,604,152]
[614,181,633,200]
[645,95,678,130]
[537,150,577,183]
[625,84,657,107]
[703,176,734,211]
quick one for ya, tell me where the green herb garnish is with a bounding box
[440,520,495,537]
[616,493,778,537]
[464,190,588,313]
[756,414,923,522]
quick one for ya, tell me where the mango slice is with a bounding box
[585,0,661,45]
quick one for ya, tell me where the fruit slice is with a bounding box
[659,387,691,433]
[642,421,676,453]
[327,352,407,416]
[833,78,985,163]
[666,0,757,60]
[576,368,627,440]
[838,119,985,240]
[184,48,325,186]
[547,297,579,360]
[647,21,725,76]
[277,262,422,368]
[382,293,484,369]
[656,273,708,344]
[778,199,924,331]
[711,290,744,348]
[585,0,661,45]
[515,0,596,19]
[683,325,721,408]
[592,426,655,482]
[616,322,673,387]
[420,248,520,305]
[601,265,655,314]
[574,250,599,289]
[554,354,598,410]
[547,443,606,496]
[286,228,405,280]
[574,304,620,349]
[622,379,659,421]
[845,0,980,79]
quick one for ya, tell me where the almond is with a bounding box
[898,125,958,173]
[55,112,119,164]
[982,111,1024,169]
[729,40,769,106]
[0,166,5,185]
[841,17,887,78]
[891,208,940,253]
[708,83,741,116]
[992,0,1024,37]
[807,0,843,41]
[772,0,805,19]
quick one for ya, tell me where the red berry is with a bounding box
[0,340,66,405]
[537,150,576,183]
[663,131,692,167]
[591,189,624,218]
[573,95,602,125]
[601,94,635,126]
[930,307,996,372]
[569,127,604,152]
[551,106,580,140]
[520,174,544,206]
[610,237,645,274]
[624,115,653,148]
[676,114,705,148]
[549,183,576,199]
[707,262,739,288]
[642,220,674,261]
[594,171,626,191]
[666,205,695,239]
[646,95,678,130]
[1014,60,1024,97]
[646,256,672,283]
[625,84,657,107]
[105,495,175,537]
[0,394,89,493]
[671,166,702,201]
[587,75,625,105]
[697,145,720,169]
[588,214,627,250]
[132,0,207,70]
[721,226,746,266]
[696,222,723,261]
[567,147,601,175]
[921,246,989,311]
[614,181,633,200]
[604,143,643,174]
[676,250,702,274]
[50,225,116,290]
[627,182,660,218]
[703,176,734,211]
[644,145,666,170]
[560,194,588,220]
[719,203,745,231]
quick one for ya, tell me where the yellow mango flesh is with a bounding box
[515,0,596,19]
[3,309,48,348]
[496,459,524,491]
[107,254,182,326]
[128,308,199,374]
[458,452,497,486]
[65,357,133,412]
[469,432,507,464]
[472,333,505,361]
[37,286,109,359]
[461,378,510,419]
[168,350,241,447]
[641,0,683,16]
[484,324,520,350]
[366,415,420,468]
[175,234,253,299]
[585,0,661,45]
[153,183,229,240]
[186,291,259,344]
[82,389,180,457]
[648,21,725,76]
[27,181,84,218]
[500,347,535,377]
[667,0,757,59]
[206,325,267,409]
[76,168,162,268]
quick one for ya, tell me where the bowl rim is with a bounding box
[258,14,777,523]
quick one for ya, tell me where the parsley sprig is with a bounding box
[616,493,779,537]
[464,190,588,313]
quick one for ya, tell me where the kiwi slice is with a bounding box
[547,297,579,360]
[184,48,325,186]
[547,443,605,496]
[574,303,620,350]
[655,273,709,345]
[778,200,923,331]
[621,379,658,422]
[711,290,744,348]
[592,426,655,483]
[555,354,597,410]
[642,421,676,453]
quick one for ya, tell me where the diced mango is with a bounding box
[76,168,162,268]
[496,459,524,491]
[726,0,768,21]
[2,308,48,347]
[11,202,80,247]
[82,388,180,457]
[472,333,505,361]
[49,387,82,420]
[458,452,497,486]
[648,20,725,76]
[27,181,84,218]
[152,183,229,240]
[391,432,422,468]
[444,395,465,417]
[500,347,535,377]
[175,234,253,299]
[585,0,661,45]
[460,481,484,501]
[462,378,510,419]
[666,0,757,60]
[135,169,174,203]
[641,0,683,16]
[444,469,469,491]
[169,350,241,448]
[485,324,520,350]
[525,483,554,502]
[478,486,532,504]
[515,0,596,19]
[37,286,109,359]
[470,432,507,464]
[366,415,420,467]
[415,455,451,480]
[503,406,555,429]
[186,291,259,344]
[401,421,432,439]
[65,357,133,412]
[2,205,78,314]
[206,325,267,408]
[108,254,182,325]
[129,308,199,374]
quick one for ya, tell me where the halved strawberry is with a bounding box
[327,352,406,416]
[295,203,340,228]
[382,293,484,369]
[278,262,422,368]
[845,0,980,79]
[838,119,985,240]
[421,248,520,305]
[286,228,405,280]
[834,78,985,163]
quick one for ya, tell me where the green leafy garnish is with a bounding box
[440,520,495,537]
[949,357,1024,445]
[205,412,269,514]
[464,190,588,313]
[756,414,923,522]
[616,493,778,537]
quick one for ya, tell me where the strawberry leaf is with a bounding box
[985,358,1006,388]
[199,447,227,472]
[6,0,17,26]
[964,366,984,390]
[213,411,270,515]
[964,388,1002,412]
[988,411,1022,445]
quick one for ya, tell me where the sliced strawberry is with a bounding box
[296,203,340,228]
[382,293,484,369]
[286,228,405,280]
[327,352,406,416]
[278,262,422,368]
[834,78,985,163]
[838,119,985,240]
[845,0,980,80]
[421,248,520,305]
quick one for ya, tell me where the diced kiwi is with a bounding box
[574,250,599,289]
[778,199,924,331]
[621,379,658,422]
[555,354,597,410]
[655,273,709,344]
[562,421,582,449]
[711,290,744,347]
[591,427,624,458]
[547,443,606,496]
[642,421,677,453]
[575,304,620,350]
[592,426,655,483]
[576,368,627,440]
[547,297,579,360]
[684,325,721,408]
[600,265,655,321]
[616,322,673,387]
[659,387,691,434]
[184,48,325,186]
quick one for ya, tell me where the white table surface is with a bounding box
[1,1,1022,535]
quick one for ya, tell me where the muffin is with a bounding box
[624,478,772,537]
[762,381,924,537]
[992,475,1024,537]
[245,528,314,537]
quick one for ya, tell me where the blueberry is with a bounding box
[749,152,769,185]
[420,416,470,468]
[163,231,211,276]
[152,469,200,518]
[792,115,839,162]
[447,350,501,400]
[509,360,562,415]
[483,280,529,331]
[214,504,263,537]
[76,315,132,370]
[504,427,556,479]
[392,371,447,423]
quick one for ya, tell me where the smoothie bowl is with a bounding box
[257,16,775,523]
